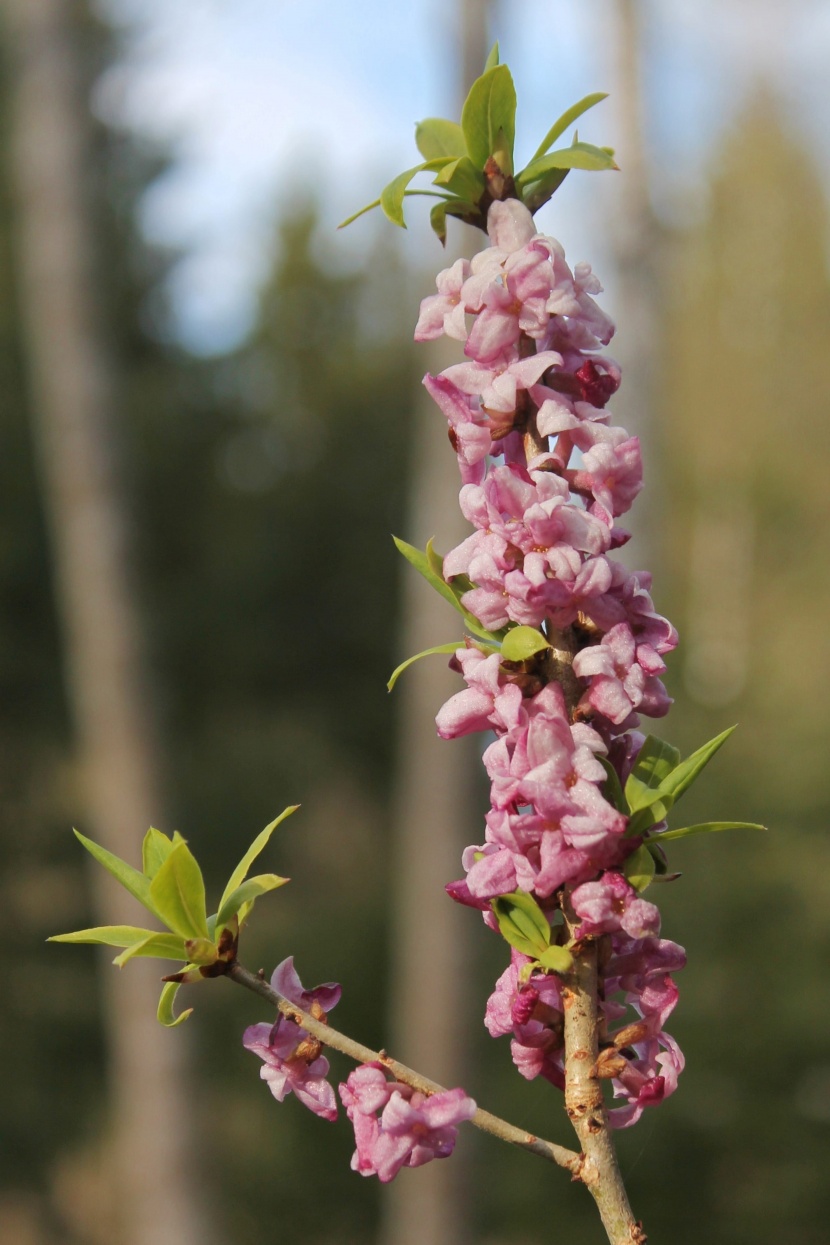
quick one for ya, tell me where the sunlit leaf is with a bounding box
[484,41,500,71]
[142,827,175,878]
[461,64,517,169]
[536,944,572,972]
[415,117,467,160]
[655,820,766,843]
[219,805,298,916]
[337,197,382,229]
[387,642,463,692]
[183,937,219,966]
[623,844,656,893]
[529,92,609,163]
[49,924,163,950]
[501,625,549,663]
[149,843,209,940]
[112,932,189,967]
[434,155,485,203]
[73,830,157,914]
[627,726,737,835]
[625,736,681,815]
[521,167,570,214]
[492,891,551,958]
[380,158,454,227]
[216,873,289,927]
[157,981,192,1028]
[392,535,506,644]
[598,756,628,815]
[516,143,617,193]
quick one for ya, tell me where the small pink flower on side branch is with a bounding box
[340,1064,476,1182]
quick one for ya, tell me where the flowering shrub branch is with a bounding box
[51,45,765,1245]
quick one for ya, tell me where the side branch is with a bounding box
[563,938,645,1244]
[227,959,581,1174]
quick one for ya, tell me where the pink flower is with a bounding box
[242,958,342,1121]
[339,1064,476,1182]
[571,873,661,940]
[415,258,472,342]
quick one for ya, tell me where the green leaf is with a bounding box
[433,156,485,204]
[112,932,190,968]
[623,844,656,893]
[49,924,165,950]
[516,142,617,192]
[501,626,550,663]
[625,736,682,815]
[655,820,766,843]
[520,167,570,214]
[183,937,219,966]
[627,726,737,835]
[392,535,506,644]
[536,944,573,973]
[430,200,450,246]
[216,873,289,927]
[219,805,298,916]
[484,41,500,72]
[428,198,479,246]
[387,642,464,692]
[73,830,157,915]
[337,197,382,229]
[529,92,609,163]
[142,827,175,878]
[415,117,467,160]
[157,981,192,1028]
[149,843,209,940]
[492,891,551,958]
[380,159,454,228]
[461,64,517,170]
[598,756,628,815]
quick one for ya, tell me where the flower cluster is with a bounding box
[243,960,476,1171]
[242,958,342,1121]
[339,1064,476,1182]
[421,198,684,1126]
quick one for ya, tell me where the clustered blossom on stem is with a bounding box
[339,1064,476,1181]
[243,959,476,1173]
[421,198,685,1127]
[243,957,342,1120]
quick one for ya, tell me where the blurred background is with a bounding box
[1,1,829,1243]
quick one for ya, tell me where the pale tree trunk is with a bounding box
[2,3,209,1244]
[381,5,492,1245]
[608,0,660,561]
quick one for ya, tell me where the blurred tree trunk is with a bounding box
[609,0,661,560]
[381,5,492,1245]
[2,3,208,1243]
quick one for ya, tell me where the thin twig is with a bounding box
[226,959,581,1175]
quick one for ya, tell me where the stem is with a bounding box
[227,959,581,1175]
[562,938,646,1245]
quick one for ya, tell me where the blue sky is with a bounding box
[93,0,830,353]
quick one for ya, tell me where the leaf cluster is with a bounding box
[606,730,766,892]
[388,536,549,689]
[49,806,297,1025]
[340,44,616,242]
[491,890,572,974]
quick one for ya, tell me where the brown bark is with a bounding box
[2,3,208,1243]
[562,937,645,1245]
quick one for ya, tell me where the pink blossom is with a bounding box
[571,873,661,940]
[242,958,341,1121]
[415,258,471,342]
[340,1064,476,1182]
